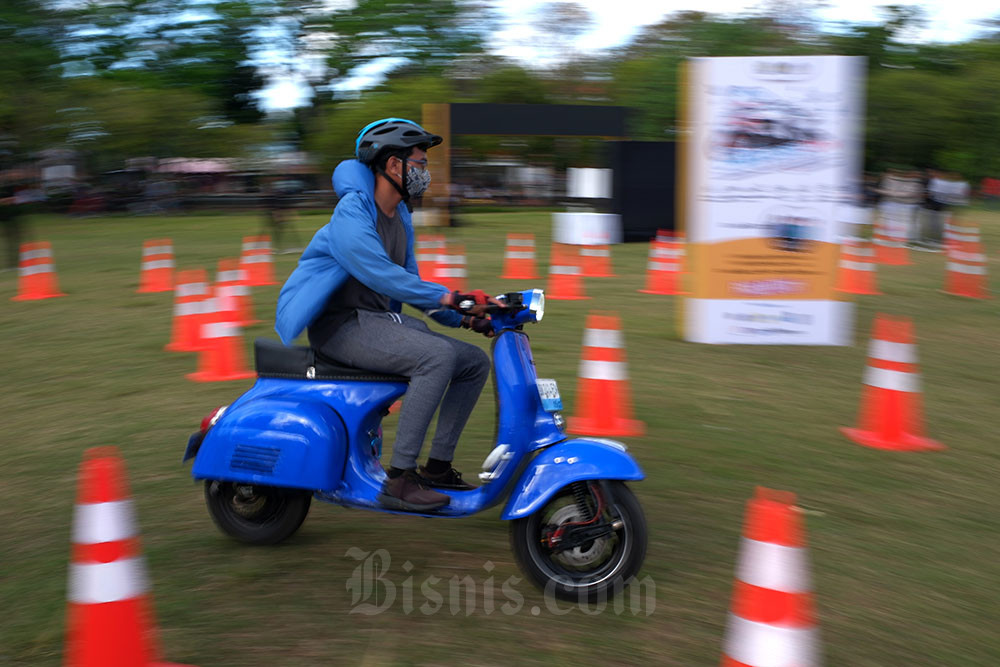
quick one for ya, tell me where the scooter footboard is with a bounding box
[191,398,347,491]
[500,439,644,520]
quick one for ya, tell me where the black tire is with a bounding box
[510,480,647,603]
[204,481,312,545]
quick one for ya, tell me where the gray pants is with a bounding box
[316,310,491,470]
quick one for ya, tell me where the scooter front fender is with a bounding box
[191,397,347,491]
[500,439,644,520]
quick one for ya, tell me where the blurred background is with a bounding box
[4,2,1000,666]
[3,0,1000,220]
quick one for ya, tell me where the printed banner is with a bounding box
[681,55,865,345]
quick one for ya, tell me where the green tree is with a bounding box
[304,75,454,174]
[0,0,67,161]
[57,0,266,124]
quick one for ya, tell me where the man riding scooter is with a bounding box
[274,118,502,513]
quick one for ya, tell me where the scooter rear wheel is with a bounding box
[204,481,311,545]
[510,480,647,603]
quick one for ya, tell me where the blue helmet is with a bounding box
[355,118,442,165]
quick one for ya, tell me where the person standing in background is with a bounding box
[0,178,24,270]
[878,167,923,249]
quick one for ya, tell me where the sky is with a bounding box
[259,0,999,110]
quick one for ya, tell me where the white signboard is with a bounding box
[552,212,622,246]
[681,55,865,345]
[567,168,613,199]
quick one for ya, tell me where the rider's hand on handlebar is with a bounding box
[461,315,495,338]
[441,289,505,317]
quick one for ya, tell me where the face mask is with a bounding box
[405,164,431,199]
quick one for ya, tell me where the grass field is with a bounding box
[2,208,998,666]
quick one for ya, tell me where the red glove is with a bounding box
[461,315,495,337]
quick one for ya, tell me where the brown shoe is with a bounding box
[378,469,450,512]
[418,465,478,491]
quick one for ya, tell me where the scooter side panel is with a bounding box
[500,439,644,520]
[191,398,348,491]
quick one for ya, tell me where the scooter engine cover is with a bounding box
[191,398,347,490]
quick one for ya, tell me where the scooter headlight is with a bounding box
[528,289,545,322]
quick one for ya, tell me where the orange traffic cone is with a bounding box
[165,269,209,352]
[943,217,979,255]
[567,313,644,436]
[240,235,277,286]
[546,243,588,301]
[654,229,673,244]
[187,309,255,382]
[500,233,539,280]
[65,447,195,667]
[721,487,819,667]
[836,238,880,295]
[638,240,684,295]
[416,234,445,281]
[942,240,989,299]
[215,258,258,325]
[840,314,945,451]
[136,239,174,293]
[436,244,467,292]
[579,244,615,278]
[11,241,66,301]
[872,214,909,265]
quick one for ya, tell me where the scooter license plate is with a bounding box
[536,378,563,412]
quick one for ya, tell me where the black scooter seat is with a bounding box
[253,338,408,382]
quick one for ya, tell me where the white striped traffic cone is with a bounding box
[435,244,467,292]
[840,314,945,451]
[943,216,979,255]
[65,446,194,666]
[579,244,615,278]
[721,487,819,667]
[943,240,989,299]
[416,234,445,281]
[11,241,66,301]
[165,269,209,352]
[136,239,175,293]
[567,312,643,437]
[500,233,539,280]
[836,238,880,295]
[240,235,277,286]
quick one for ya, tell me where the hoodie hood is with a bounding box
[333,159,375,199]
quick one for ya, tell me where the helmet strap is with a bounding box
[375,161,410,203]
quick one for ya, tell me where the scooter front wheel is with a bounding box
[510,480,647,603]
[204,481,312,545]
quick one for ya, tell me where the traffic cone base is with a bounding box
[567,415,644,437]
[187,369,255,382]
[840,426,945,452]
[938,289,990,300]
[11,292,65,301]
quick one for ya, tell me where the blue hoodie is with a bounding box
[274,159,461,344]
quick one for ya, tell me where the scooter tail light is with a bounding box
[200,405,228,432]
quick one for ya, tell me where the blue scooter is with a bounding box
[184,289,647,600]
